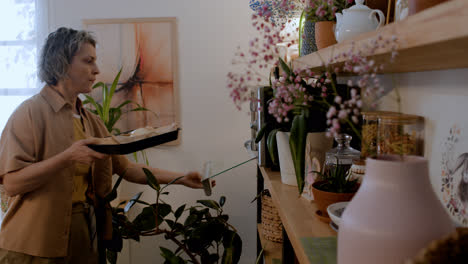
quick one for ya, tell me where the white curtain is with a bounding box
[0,0,48,221]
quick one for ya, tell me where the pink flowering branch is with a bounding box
[228,1,307,110]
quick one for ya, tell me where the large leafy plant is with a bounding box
[83,69,152,135]
[104,169,242,264]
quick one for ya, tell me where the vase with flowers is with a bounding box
[256,56,363,194]
[303,0,355,49]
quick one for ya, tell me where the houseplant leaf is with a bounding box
[143,168,160,191]
[267,129,279,165]
[221,230,242,264]
[174,204,186,219]
[103,68,122,123]
[124,192,143,213]
[289,113,307,194]
[278,57,291,76]
[197,200,221,210]
[105,175,123,202]
[133,206,156,231]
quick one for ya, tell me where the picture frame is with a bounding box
[83,18,181,144]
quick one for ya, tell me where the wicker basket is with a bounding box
[261,193,283,243]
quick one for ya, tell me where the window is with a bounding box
[0,0,47,221]
[0,0,47,131]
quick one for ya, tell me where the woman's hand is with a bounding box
[181,171,216,189]
[62,138,109,165]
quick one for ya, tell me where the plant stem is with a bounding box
[345,118,362,141]
[140,229,200,264]
[166,234,200,264]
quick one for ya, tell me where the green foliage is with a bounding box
[256,58,328,195]
[289,113,307,194]
[314,159,358,193]
[82,68,154,135]
[104,170,242,264]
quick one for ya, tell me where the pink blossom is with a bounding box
[334,96,342,104]
[356,100,363,108]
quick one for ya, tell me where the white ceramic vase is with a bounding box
[276,132,332,187]
[276,131,297,186]
[338,155,455,264]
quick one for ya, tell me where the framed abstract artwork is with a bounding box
[83,18,180,143]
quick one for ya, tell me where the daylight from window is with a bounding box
[0,0,38,131]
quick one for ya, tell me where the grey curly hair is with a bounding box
[39,27,97,86]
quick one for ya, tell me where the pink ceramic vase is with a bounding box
[338,155,455,264]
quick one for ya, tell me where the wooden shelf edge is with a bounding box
[293,0,468,74]
[259,166,335,264]
[258,223,283,264]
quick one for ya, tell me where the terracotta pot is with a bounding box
[338,155,455,264]
[314,21,337,50]
[311,181,357,222]
[409,0,448,15]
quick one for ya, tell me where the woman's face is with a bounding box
[66,42,100,94]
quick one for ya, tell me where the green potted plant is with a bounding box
[103,169,242,264]
[311,153,360,222]
[257,57,362,195]
[83,68,154,135]
[256,58,332,194]
[85,70,242,264]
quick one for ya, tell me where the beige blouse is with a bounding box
[0,85,129,257]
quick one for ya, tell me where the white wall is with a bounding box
[379,68,468,226]
[47,0,257,263]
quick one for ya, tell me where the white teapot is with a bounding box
[334,0,385,43]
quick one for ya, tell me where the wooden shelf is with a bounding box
[259,167,336,264]
[257,223,283,264]
[293,0,468,73]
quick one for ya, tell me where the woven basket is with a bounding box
[261,193,283,243]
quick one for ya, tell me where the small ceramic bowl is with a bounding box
[327,201,349,227]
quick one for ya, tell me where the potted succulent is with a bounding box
[311,155,360,222]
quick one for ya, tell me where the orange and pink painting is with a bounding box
[83,18,180,139]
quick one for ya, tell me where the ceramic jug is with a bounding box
[337,155,455,264]
[334,0,385,43]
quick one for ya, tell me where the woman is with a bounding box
[0,27,208,263]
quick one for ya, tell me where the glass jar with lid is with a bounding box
[361,111,400,158]
[377,113,424,156]
[324,134,361,179]
[361,111,379,158]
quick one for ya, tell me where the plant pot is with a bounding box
[311,181,357,223]
[408,0,448,16]
[277,132,333,187]
[276,131,297,186]
[338,155,455,264]
[314,21,337,50]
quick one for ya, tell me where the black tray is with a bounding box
[88,129,179,155]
